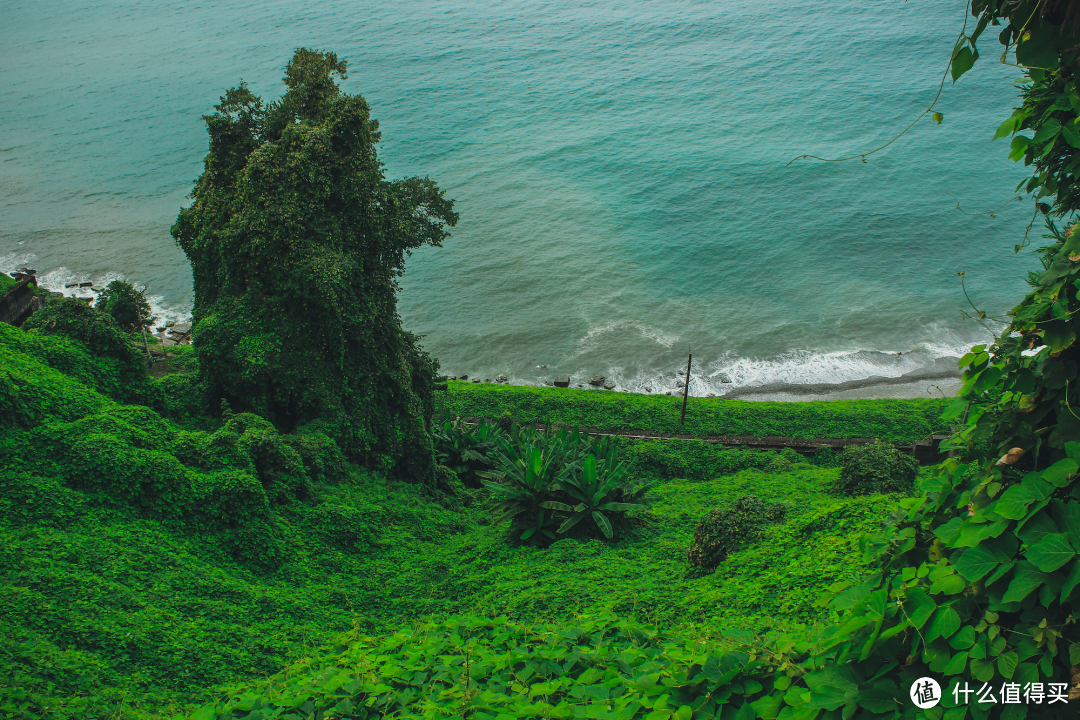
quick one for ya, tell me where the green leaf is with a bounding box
[751,694,782,720]
[807,686,852,711]
[1060,122,1080,148]
[591,511,613,539]
[949,625,977,650]
[929,573,967,595]
[993,114,1020,140]
[927,606,961,641]
[1041,458,1078,487]
[985,560,1016,588]
[970,657,996,682]
[997,651,1019,679]
[1059,558,1080,602]
[993,484,1036,519]
[955,546,1002,581]
[858,683,899,714]
[942,650,969,675]
[1009,135,1031,161]
[1033,118,1062,144]
[903,588,936,629]
[1002,563,1050,602]
[951,46,976,82]
[971,365,1004,395]
[1026,533,1075,572]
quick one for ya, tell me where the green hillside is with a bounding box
[0,319,912,719]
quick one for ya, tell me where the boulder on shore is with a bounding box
[603,382,616,390]
[554,376,570,388]
[589,375,605,386]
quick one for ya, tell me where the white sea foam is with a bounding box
[564,320,679,361]
[2,254,191,330]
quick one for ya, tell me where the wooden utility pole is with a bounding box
[680,344,692,425]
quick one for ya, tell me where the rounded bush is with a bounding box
[686,495,788,573]
[831,439,918,496]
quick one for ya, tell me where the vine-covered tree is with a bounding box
[171,48,457,483]
[94,279,152,331]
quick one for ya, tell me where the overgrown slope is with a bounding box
[0,321,920,719]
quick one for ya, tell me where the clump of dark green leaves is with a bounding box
[94,279,152,331]
[686,494,788,573]
[830,439,918,497]
[478,425,650,542]
[432,417,505,486]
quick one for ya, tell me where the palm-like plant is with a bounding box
[479,421,652,542]
[477,434,576,542]
[545,454,652,538]
[432,418,504,485]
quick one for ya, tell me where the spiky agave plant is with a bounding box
[545,454,653,539]
[477,437,575,542]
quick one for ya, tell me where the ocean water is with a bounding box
[0,0,1041,397]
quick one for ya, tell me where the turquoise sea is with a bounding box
[0,0,1042,396]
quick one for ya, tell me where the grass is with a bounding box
[442,380,948,443]
[0,320,916,719]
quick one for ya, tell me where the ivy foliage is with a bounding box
[171,48,458,484]
[687,494,789,574]
[18,299,158,406]
[445,381,948,444]
[832,440,920,498]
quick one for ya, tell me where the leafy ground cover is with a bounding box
[0,320,911,719]
[443,381,948,444]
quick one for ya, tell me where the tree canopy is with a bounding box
[171,48,458,483]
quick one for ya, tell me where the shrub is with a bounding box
[779,447,802,464]
[831,439,918,496]
[432,417,505,486]
[687,495,788,573]
[94,279,152,330]
[479,425,650,543]
[23,298,141,365]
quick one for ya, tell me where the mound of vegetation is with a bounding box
[687,494,789,574]
[831,439,919,497]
